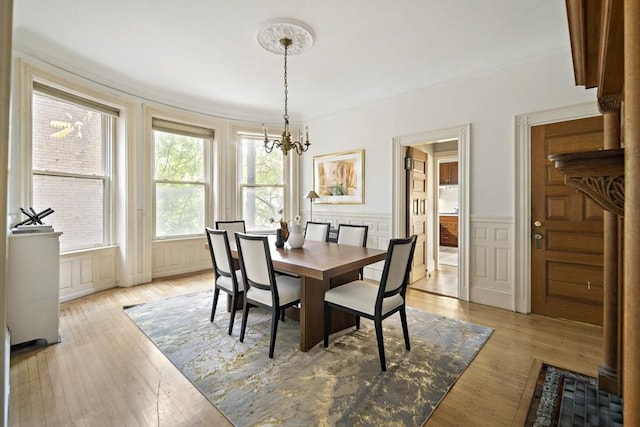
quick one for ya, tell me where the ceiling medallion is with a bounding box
[257,18,315,55]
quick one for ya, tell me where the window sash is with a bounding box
[152,120,212,239]
[236,130,290,231]
[31,85,114,252]
[154,181,206,239]
[32,174,108,251]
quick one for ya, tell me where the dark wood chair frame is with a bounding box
[235,233,301,358]
[323,235,417,371]
[205,227,244,335]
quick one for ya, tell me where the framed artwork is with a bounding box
[313,149,364,204]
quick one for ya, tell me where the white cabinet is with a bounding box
[7,232,62,346]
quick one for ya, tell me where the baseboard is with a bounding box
[469,286,513,311]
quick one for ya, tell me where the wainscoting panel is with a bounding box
[469,217,514,311]
[152,237,211,279]
[311,212,391,281]
[59,246,118,302]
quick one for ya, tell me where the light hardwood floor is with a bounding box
[409,264,458,298]
[9,271,603,426]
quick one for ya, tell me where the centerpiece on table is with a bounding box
[270,210,303,248]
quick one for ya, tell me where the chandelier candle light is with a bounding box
[258,19,314,156]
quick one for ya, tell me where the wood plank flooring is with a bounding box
[409,264,458,298]
[9,271,603,426]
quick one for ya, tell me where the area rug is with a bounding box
[523,362,624,426]
[124,291,493,426]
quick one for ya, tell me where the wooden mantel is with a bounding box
[563,2,640,421]
[548,148,625,217]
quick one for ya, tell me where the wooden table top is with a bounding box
[230,237,387,281]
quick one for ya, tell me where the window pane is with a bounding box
[156,183,205,237]
[33,175,104,252]
[32,91,104,175]
[242,186,283,231]
[154,130,204,182]
[241,137,283,185]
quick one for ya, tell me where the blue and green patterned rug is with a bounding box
[125,291,492,426]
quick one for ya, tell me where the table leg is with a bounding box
[299,271,359,352]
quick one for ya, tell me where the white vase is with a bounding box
[287,223,304,248]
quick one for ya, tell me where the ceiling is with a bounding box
[12,0,571,121]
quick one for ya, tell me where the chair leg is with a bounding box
[374,319,386,371]
[210,288,220,322]
[269,308,280,358]
[281,309,285,322]
[228,293,237,335]
[400,307,410,351]
[355,315,361,330]
[323,302,331,348]
[239,300,250,343]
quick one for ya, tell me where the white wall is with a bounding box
[301,50,595,218]
[300,50,597,311]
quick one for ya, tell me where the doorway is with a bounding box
[425,147,460,297]
[514,103,601,315]
[405,143,459,298]
[530,116,605,325]
[393,125,470,300]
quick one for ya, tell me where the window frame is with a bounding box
[30,82,117,252]
[234,125,299,232]
[151,118,214,240]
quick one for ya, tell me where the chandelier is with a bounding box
[257,20,314,156]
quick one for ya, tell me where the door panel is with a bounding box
[406,147,427,282]
[531,116,604,325]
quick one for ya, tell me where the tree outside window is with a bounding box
[153,129,208,238]
[240,135,284,231]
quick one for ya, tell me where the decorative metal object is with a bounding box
[15,207,54,226]
[258,20,314,156]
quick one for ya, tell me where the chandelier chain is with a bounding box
[261,36,310,156]
[283,39,289,122]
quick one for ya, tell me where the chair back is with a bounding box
[205,227,235,278]
[215,220,246,243]
[304,221,331,242]
[235,233,275,293]
[336,224,368,247]
[377,235,417,300]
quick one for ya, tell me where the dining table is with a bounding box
[229,236,387,352]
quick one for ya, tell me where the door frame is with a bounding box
[392,124,470,301]
[514,102,600,313]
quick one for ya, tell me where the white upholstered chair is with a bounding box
[336,224,369,279]
[235,233,301,358]
[323,235,417,371]
[215,220,246,243]
[304,221,331,242]
[205,227,245,335]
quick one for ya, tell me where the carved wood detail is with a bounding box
[566,175,624,216]
[548,148,625,217]
[598,93,622,113]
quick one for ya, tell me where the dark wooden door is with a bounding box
[531,116,604,325]
[406,147,427,282]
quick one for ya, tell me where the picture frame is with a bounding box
[313,149,364,204]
